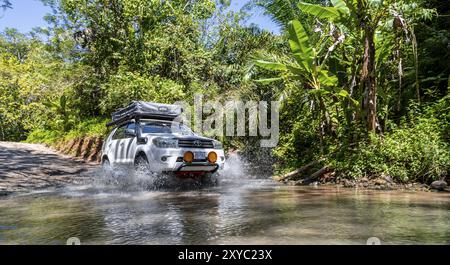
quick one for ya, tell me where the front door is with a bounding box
[109,124,126,164]
[117,122,137,165]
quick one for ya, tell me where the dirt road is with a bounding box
[0,142,96,196]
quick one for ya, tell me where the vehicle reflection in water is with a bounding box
[0,177,449,245]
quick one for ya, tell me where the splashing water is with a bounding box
[93,164,215,192]
[91,166,160,192]
[89,150,272,192]
[222,152,247,179]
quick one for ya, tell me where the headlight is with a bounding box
[207,151,218,163]
[153,138,178,148]
[183,151,194,163]
[213,140,223,149]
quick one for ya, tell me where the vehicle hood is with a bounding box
[141,133,216,142]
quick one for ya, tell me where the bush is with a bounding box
[331,118,450,183]
[26,129,60,145]
[26,117,109,145]
[100,71,186,115]
[63,117,109,140]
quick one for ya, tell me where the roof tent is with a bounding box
[107,101,183,127]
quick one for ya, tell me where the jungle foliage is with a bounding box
[0,0,449,182]
[250,0,450,182]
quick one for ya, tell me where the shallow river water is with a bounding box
[0,176,449,245]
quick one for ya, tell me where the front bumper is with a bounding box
[146,147,225,173]
[176,162,220,173]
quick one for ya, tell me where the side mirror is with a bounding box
[137,137,147,144]
[124,128,136,137]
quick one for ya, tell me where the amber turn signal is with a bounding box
[207,151,217,163]
[183,151,194,163]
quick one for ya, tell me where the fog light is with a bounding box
[161,156,167,162]
[207,151,217,163]
[183,151,194,163]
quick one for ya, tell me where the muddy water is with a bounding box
[0,177,449,245]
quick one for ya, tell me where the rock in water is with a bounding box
[430,180,447,191]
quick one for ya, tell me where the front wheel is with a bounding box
[101,158,113,176]
[134,154,150,172]
[201,173,219,186]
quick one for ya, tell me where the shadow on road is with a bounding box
[0,142,95,194]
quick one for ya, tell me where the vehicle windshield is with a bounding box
[140,121,194,135]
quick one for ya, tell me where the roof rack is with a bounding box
[106,101,183,127]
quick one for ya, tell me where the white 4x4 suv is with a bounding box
[101,102,225,184]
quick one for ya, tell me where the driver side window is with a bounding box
[125,123,136,138]
[112,124,127,140]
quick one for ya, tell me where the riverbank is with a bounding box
[275,170,448,192]
[1,141,448,197]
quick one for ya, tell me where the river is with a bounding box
[0,175,449,245]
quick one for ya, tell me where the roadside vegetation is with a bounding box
[0,0,449,184]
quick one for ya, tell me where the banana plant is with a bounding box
[297,0,350,21]
[294,0,429,133]
[259,0,427,134]
[254,19,357,135]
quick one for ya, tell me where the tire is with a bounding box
[134,154,149,172]
[101,158,113,178]
[201,173,219,187]
[102,157,111,168]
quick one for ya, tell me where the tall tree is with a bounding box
[255,0,434,134]
[1,0,11,10]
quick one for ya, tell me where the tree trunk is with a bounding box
[309,166,330,180]
[275,158,325,181]
[361,29,377,133]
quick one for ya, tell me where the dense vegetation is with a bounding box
[0,0,449,183]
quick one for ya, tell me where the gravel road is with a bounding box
[0,142,96,196]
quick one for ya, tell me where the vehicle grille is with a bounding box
[176,157,207,162]
[178,139,214,148]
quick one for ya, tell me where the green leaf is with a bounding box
[308,88,331,95]
[286,65,304,75]
[255,77,284,84]
[298,2,340,20]
[318,70,338,86]
[289,75,306,81]
[330,0,350,14]
[59,95,66,110]
[254,60,287,71]
[337,89,359,106]
[288,20,313,70]
[338,89,349,97]
[292,53,312,72]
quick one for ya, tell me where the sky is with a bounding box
[229,0,280,34]
[0,0,280,34]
